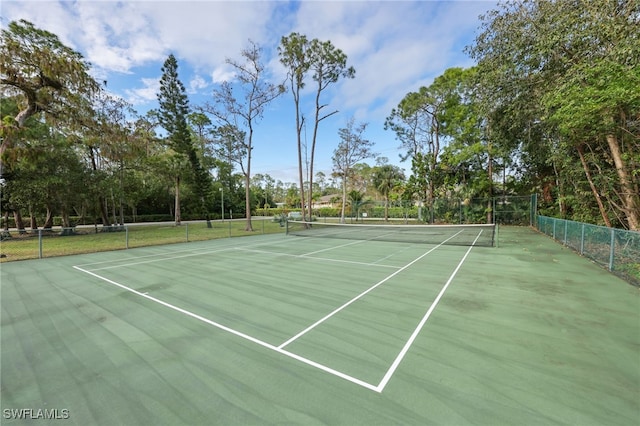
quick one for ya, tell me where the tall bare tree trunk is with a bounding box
[29,205,38,231]
[340,175,347,223]
[13,210,25,232]
[487,161,494,224]
[577,144,612,227]
[486,127,494,224]
[175,175,181,226]
[384,196,389,221]
[43,206,54,229]
[245,127,254,232]
[297,119,306,221]
[606,133,639,230]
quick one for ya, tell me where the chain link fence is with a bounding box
[537,216,640,286]
[0,219,284,262]
[313,195,535,226]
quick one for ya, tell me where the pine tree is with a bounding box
[157,54,211,223]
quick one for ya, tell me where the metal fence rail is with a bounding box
[537,215,640,286]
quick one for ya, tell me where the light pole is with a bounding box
[219,187,224,222]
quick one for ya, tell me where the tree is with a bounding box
[306,39,356,222]
[372,163,405,221]
[187,111,216,172]
[89,92,144,225]
[468,0,640,229]
[0,19,99,144]
[0,19,100,224]
[0,96,88,230]
[278,33,311,220]
[279,34,355,221]
[157,54,211,225]
[385,80,448,214]
[332,118,376,222]
[347,190,372,222]
[205,40,283,231]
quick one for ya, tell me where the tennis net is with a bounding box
[286,221,496,247]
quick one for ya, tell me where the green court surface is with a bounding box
[1,226,638,425]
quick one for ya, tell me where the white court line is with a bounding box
[371,244,416,265]
[374,230,483,392]
[87,247,242,271]
[299,238,370,256]
[296,231,401,257]
[72,265,378,392]
[79,237,295,272]
[75,245,227,268]
[277,230,464,349]
[233,247,401,269]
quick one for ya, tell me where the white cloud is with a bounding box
[124,77,160,105]
[289,0,494,123]
[210,65,236,84]
[131,1,278,71]
[188,75,209,94]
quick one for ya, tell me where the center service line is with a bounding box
[375,230,483,392]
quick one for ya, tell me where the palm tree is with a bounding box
[347,190,373,222]
[372,165,405,221]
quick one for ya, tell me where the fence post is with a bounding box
[580,224,585,255]
[609,228,615,271]
[186,223,189,242]
[38,229,43,259]
[530,194,537,227]
[125,226,129,249]
[564,220,568,245]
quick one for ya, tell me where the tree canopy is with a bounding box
[0,19,99,133]
[468,0,639,229]
[1,8,637,233]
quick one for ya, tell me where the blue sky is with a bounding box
[2,0,497,184]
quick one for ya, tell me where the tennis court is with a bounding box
[1,225,638,425]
